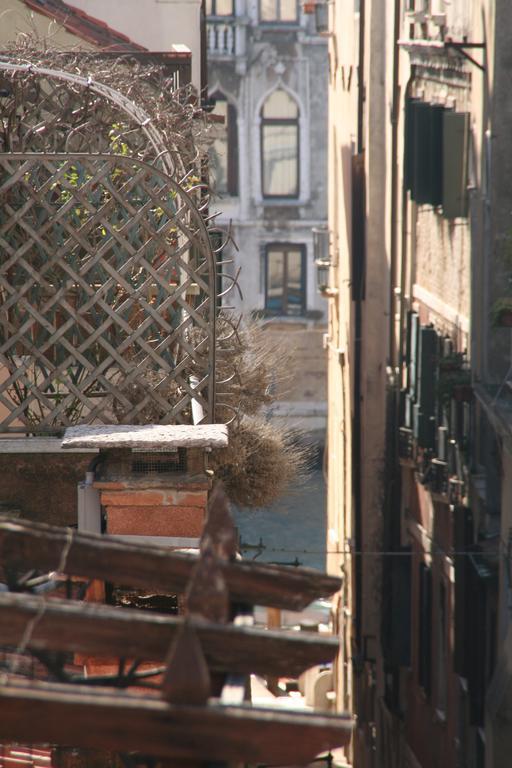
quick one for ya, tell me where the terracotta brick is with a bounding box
[100,489,166,507]
[164,489,208,507]
[106,505,205,537]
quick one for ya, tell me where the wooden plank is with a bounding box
[0,519,341,610]
[0,593,338,678]
[0,680,352,764]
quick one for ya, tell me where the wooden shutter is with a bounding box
[404,97,419,193]
[408,312,420,396]
[413,403,435,450]
[466,555,491,725]
[418,562,432,696]
[413,102,431,204]
[413,326,438,448]
[453,505,473,676]
[429,104,444,206]
[417,326,438,416]
[388,549,412,666]
[442,111,470,219]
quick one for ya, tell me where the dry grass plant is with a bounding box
[1,37,212,175]
[211,317,311,507]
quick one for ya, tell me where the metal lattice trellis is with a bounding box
[0,60,220,433]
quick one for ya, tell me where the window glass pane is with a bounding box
[215,0,234,14]
[262,89,298,119]
[262,124,298,197]
[260,0,278,20]
[209,98,228,194]
[267,250,284,311]
[205,0,213,14]
[279,0,298,20]
[286,249,303,313]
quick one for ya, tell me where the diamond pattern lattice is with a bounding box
[0,153,216,432]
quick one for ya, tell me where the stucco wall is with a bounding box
[0,0,94,49]
[70,0,201,87]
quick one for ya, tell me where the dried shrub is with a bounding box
[209,416,310,508]
[210,318,311,507]
[215,315,294,420]
[1,38,211,176]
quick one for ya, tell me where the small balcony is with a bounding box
[207,18,247,59]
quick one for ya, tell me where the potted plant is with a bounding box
[438,351,465,372]
[490,297,512,327]
[437,349,472,404]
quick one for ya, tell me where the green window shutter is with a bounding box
[429,104,444,207]
[453,505,472,676]
[388,550,412,666]
[399,388,406,425]
[404,97,419,192]
[442,111,470,219]
[413,404,435,449]
[417,326,438,416]
[408,312,420,396]
[405,392,414,429]
[413,102,432,204]
[418,562,432,696]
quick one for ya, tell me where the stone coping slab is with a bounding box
[62,424,229,450]
[0,438,97,454]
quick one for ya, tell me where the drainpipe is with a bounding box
[353,0,365,653]
[399,67,416,370]
[389,0,401,369]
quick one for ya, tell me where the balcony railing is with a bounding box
[206,18,249,58]
[207,20,235,56]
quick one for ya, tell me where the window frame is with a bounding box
[264,243,306,317]
[260,90,300,200]
[206,0,235,17]
[259,0,299,23]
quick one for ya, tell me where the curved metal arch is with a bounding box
[0,60,177,177]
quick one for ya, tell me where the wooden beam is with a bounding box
[0,593,339,677]
[0,680,352,764]
[0,518,341,610]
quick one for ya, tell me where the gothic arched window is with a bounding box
[260,89,299,198]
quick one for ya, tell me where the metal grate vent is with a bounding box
[131,447,187,475]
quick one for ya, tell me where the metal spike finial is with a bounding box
[161,619,211,706]
[185,538,229,624]
[201,483,238,562]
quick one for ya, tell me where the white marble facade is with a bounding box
[207,0,328,436]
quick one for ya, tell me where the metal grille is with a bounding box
[131,447,187,474]
[0,153,216,431]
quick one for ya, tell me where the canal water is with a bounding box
[233,467,326,572]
